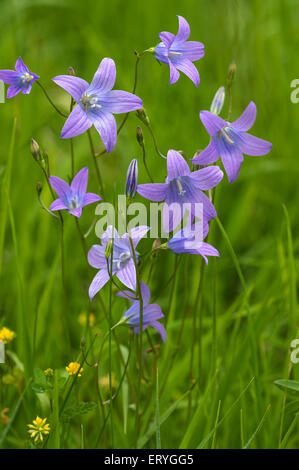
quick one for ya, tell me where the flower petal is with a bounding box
[93,112,117,153]
[191,139,219,165]
[232,101,256,131]
[162,201,184,232]
[195,191,217,221]
[140,282,151,306]
[238,132,272,156]
[88,245,106,269]
[176,15,190,42]
[197,242,220,264]
[137,183,167,201]
[84,192,102,206]
[49,198,67,211]
[200,110,227,137]
[68,207,82,218]
[116,261,136,290]
[101,90,143,114]
[52,75,89,102]
[123,226,150,248]
[167,149,190,180]
[61,105,92,139]
[190,166,223,190]
[101,225,119,246]
[22,83,33,95]
[176,59,199,87]
[15,57,29,73]
[151,320,166,342]
[49,176,70,202]
[168,60,180,85]
[7,85,22,99]
[159,31,175,49]
[217,138,244,183]
[89,58,116,93]
[89,269,110,300]
[175,41,204,61]
[71,167,88,197]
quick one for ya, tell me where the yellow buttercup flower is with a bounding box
[66,362,83,377]
[44,368,54,377]
[27,416,50,443]
[0,327,15,344]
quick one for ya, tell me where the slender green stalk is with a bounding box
[87,129,105,198]
[155,367,161,449]
[141,140,154,183]
[36,80,67,117]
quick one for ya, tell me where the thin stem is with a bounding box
[36,81,68,117]
[144,121,166,159]
[141,141,154,183]
[227,85,232,121]
[87,129,105,198]
[108,241,114,448]
[75,218,87,255]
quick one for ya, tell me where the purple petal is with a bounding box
[88,245,106,269]
[101,226,119,246]
[61,104,92,139]
[151,320,166,342]
[101,90,143,114]
[167,149,190,179]
[0,70,19,85]
[238,132,272,156]
[49,199,67,211]
[52,75,89,102]
[196,191,217,221]
[197,242,220,264]
[93,112,117,153]
[69,207,82,218]
[168,60,180,85]
[162,202,184,232]
[123,226,150,248]
[190,166,223,190]
[71,167,88,197]
[176,59,200,87]
[232,101,256,131]
[89,58,116,93]
[84,193,102,206]
[200,111,227,137]
[176,15,190,42]
[191,139,219,165]
[137,183,167,201]
[15,57,29,73]
[159,31,175,49]
[7,85,22,99]
[49,176,70,201]
[139,282,151,306]
[175,41,204,61]
[22,83,33,95]
[217,138,244,183]
[89,269,110,300]
[116,261,136,290]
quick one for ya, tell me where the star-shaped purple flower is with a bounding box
[0,57,39,99]
[117,282,166,342]
[137,150,223,232]
[168,221,219,265]
[155,15,204,87]
[49,167,101,218]
[191,101,272,183]
[88,225,150,300]
[52,58,143,153]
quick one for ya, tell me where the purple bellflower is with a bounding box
[155,15,204,87]
[126,159,138,198]
[137,149,223,232]
[117,282,166,342]
[88,225,150,300]
[0,57,39,99]
[191,102,272,183]
[49,167,101,218]
[52,58,143,153]
[168,221,219,265]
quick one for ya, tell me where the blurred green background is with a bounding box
[1,0,299,449]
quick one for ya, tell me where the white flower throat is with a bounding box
[80,93,102,112]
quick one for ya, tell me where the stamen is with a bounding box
[80,93,102,112]
[21,73,33,84]
[175,179,186,196]
[219,127,234,145]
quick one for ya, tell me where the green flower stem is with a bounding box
[36,80,68,118]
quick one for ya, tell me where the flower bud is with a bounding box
[36,182,43,196]
[30,139,41,161]
[210,86,225,115]
[68,67,76,76]
[136,107,150,125]
[44,368,54,377]
[125,159,138,198]
[105,239,113,259]
[136,127,144,147]
[227,62,236,88]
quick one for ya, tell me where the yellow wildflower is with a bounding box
[78,312,96,327]
[44,368,54,377]
[66,362,83,377]
[27,416,50,443]
[100,372,118,390]
[0,327,15,344]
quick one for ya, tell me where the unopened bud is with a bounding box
[36,182,43,196]
[125,159,138,198]
[136,127,144,147]
[210,86,225,115]
[80,337,86,350]
[152,238,161,252]
[105,239,113,259]
[136,107,150,125]
[68,67,76,76]
[44,368,54,377]
[227,62,236,88]
[30,138,41,161]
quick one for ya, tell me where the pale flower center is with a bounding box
[80,93,102,112]
[21,72,33,84]
[175,178,186,197]
[116,251,131,270]
[219,126,234,145]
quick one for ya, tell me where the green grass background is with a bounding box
[1,0,299,449]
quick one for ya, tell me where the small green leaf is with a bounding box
[274,379,299,394]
